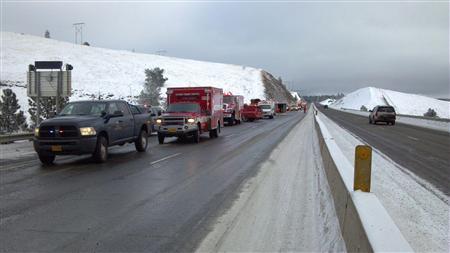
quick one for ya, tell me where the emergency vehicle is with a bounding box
[223,93,244,125]
[156,87,224,144]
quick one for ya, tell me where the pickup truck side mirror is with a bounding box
[111,110,124,118]
[49,111,56,118]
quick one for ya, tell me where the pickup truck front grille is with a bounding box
[40,125,79,138]
[161,117,185,126]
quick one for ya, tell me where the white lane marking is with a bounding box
[407,136,419,141]
[150,153,181,165]
[225,134,236,138]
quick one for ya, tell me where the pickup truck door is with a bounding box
[117,102,134,139]
[107,102,123,143]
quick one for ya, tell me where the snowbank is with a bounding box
[319,98,336,106]
[1,32,265,118]
[330,87,450,118]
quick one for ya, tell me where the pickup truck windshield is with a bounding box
[59,102,107,116]
[167,103,200,113]
[223,96,233,104]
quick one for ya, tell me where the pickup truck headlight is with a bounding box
[80,127,97,136]
[187,118,195,124]
[34,128,39,137]
[156,119,162,124]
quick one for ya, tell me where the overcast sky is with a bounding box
[2,1,449,97]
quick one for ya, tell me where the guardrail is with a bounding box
[313,105,413,252]
[0,133,34,144]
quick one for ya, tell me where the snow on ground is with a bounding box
[197,111,345,252]
[317,111,449,252]
[319,98,336,106]
[1,32,265,119]
[0,140,35,161]
[330,87,450,119]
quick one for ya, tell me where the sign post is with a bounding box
[27,61,72,125]
[354,145,372,192]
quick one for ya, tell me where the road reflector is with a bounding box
[354,145,372,192]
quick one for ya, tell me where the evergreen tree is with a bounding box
[28,96,69,127]
[0,89,27,133]
[44,30,50,38]
[139,67,168,106]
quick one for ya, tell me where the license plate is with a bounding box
[51,145,62,152]
[168,128,177,133]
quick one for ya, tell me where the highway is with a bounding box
[317,106,450,196]
[0,112,306,252]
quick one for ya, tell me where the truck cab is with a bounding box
[156,87,224,144]
[258,101,275,119]
[223,93,244,125]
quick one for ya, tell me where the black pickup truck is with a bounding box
[33,100,151,165]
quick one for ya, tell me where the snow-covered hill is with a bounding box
[1,32,272,118]
[290,91,301,101]
[330,87,450,118]
[319,98,336,106]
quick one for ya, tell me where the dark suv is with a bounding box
[369,106,396,125]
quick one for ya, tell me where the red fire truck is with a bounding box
[241,98,263,122]
[223,92,244,125]
[156,87,224,144]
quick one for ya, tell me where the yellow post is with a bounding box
[354,145,372,192]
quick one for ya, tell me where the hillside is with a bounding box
[330,87,450,118]
[319,98,336,106]
[1,32,293,119]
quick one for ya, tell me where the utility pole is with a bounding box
[73,22,85,44]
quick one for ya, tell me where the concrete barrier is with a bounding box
[313,106,413,252]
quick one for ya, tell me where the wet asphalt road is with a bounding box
[317,106,450,196]
[0,112,306,252]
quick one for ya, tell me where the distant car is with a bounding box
[369,106,396,125]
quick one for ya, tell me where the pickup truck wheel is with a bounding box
[135,129,148,152]
[93,136,108,163]
[158,133,165,144]
[38,153,55,165]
